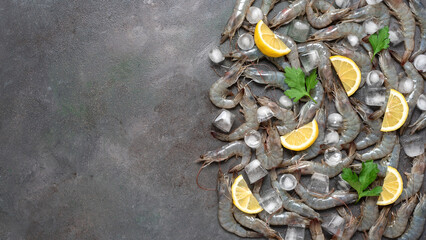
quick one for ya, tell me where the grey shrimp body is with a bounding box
[306,0,350,29]
[358,197,379,231]
[209,60,245,109]
[261,0,280,19]
[294,183,358,210]
[409,112,426,134]
[384,196,418,238]
[257,96,297,135]
[258,211,310,227]
[226,47,264,62]
[243,67,289,91]
[221,0,255,43]
[337,207,359,240]
[378,140,401,177]
[409,0,426,60]
[298,82,324,127]
[212,86,259,143]
[309,219,325,240]
[269,0,307,28]
[383,0,415,65]
[217,170,262,238]
[256,126,283,170]
[266,56,291,71]
[350,98,382,150]
[395,154,425,204]
[341,3,390,27]
[398,195,426,240]
[233,208,283,239]
[355,132,397,161]
[296,109,326,160]
[275,33,301,69]
[368,207,390,240]
[198,141,251,172]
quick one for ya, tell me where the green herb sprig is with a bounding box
[369,26,390,62]
[283,67,318,103]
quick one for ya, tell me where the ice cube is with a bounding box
[389,30,403,46]
[335,0,351,8]
[365,86,386,106]
[337,174,350,191]
[400,134,425,157]
[308,173,330,194]
[238,33,255,50]
[347,35,359,48]
[366,70,384,86]
[300,50,320,73]
[285,226,305,240]
[363,20,379,35]
[417,94,426,111]
[212,110,235,132]
[244,130,262,149]
[327,113,343,130]
[366,0,382,5]
[246,7,263,24]
[324,147,343,167]
[324,130,339,146]
[413,54,426,72]
[398,77,414,94]
[208,46,225,64]
[321,212,346,238]
[279,95,293,109]
[287,20,310,43]
[257,106,274,122]
[259,189,283,214]
[244,159,268,184]
[279,174,297,191]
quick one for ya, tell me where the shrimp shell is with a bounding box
[220,0,255,43]
[383,196,418,238]
[409,0,426,60]
[355,132,397,161]
[341,3,390,27]
[305,0,350,29]
[398,194,426,240]
[309,219,325,240]
[256,125,283,170]
[233,208,283,239]
[269,0,307,28]
[298,82,325,127]
[358,196,379,231]
[368,207,390,240]
[409,112,426,135]
[257,96,297,135]
[395,153,425,204]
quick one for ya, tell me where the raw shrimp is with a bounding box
[279,154,303,168]
[329,44,372,88]
[266,56,291,71]
[209,60,245,109]
[333,81,361,149]
[349,98,382,150]
[296,109,326,160]
[275,33,301,69]
[257,96,297,135]
[297,42,335,97]
[409,112,426,135]
[336,207,359,240]
[383,196,418,238]
[368,207,390,240]
[226,47,264,62]
[221,0,255,43]
[243,67,289,91]
[398,195,426,240]
[217,170,262,238]
[378,140,400,177]
[409,0,426,60]
[294,183,358,210]
[298,82,324,126]
[280,143,356,178]
[270,169,321,220]
[341,3,390,27]
[355,132,397,161]
[395,153,425,204]
[260,0,280,23]
[309,219,325,240]
[212,86,259,143]
[256,125,283,170]
[269,0,307,28]
[358,196,379,231]
[233,208,283,239]
[305,0,350,29]
[383,0,415,65]
[197,141,251,172]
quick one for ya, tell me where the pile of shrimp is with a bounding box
[197,0,426,239]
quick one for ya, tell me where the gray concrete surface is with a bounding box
[0,0,425,240]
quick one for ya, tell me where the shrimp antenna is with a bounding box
[196,162,216,191]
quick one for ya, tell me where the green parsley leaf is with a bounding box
[283,67,318,103]
[342,168,362,193]
[359,186,382,198]
[342,161,382,202]
[369,26,390,61]
[359,160,380,191]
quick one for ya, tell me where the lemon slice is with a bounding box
[381,89,409,132]
[254,20,291,58]
[231,175,263,214]
[377,166,403,205]
[280,119,318,151]
[329,55,361,96]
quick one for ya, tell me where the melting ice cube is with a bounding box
[324,147,343,167]
[321,212,346,238]
[324,130,339,146]
[417,94,426,111]
[363,20,379,35]
[213,109,235,132]
[365,86,386,106]
[335,0,351,8]
[327,113,343,130]
[279,95,293,109]
[400,134,425,157]
[366,0,382,5]
[413,54,426,72]
[257,106,274,122]
[279,174,297,191]
[398,77,414,94]
[288,20,310,43]
[285,226,305,240]
[245,159,268,184]
[238,33,254,50]
[308,173,330,194]
[300,50,319,73]
[208,46,225,64]
[366,70,384,87]
[246,7,263,24]
[259,189,283,214]
[347,35,359,48]
[244,130,262,149]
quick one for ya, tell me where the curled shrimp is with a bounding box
[294,183,358,210]
[270,169,321,220]
[349,98,383,150]
[355,132,397,161]
[260,0,280,23]
[269,0,307,28]
[409,0,426,60]
[309,219,325,240]
[368,207,390,240]
[305,0,350,29]
[336,207,359,240]
[409,112,426,135]
[243,67,289,91]
[296,109,326,160]
[395,153,425,204]
[275,33,301,69]
[298,81,324,126]
[383,196,418,238]
[398,194,426,240]
[226,46,264,62]
[212,86,259,143]
[209,60,245,109]
[197,141,251,173]
[233,208,283,239]
[383,0,415,65]
[257,96,297,135]
[341,3,390,28]
[217,170,262,238]
[256,125,283,170]
[220,0,255,44]
[357,196,379,231]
